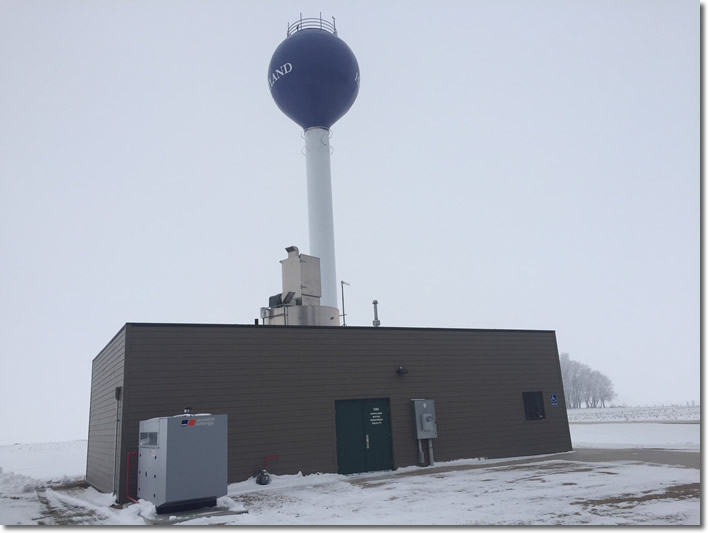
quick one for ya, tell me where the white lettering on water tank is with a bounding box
[269,63,293,88]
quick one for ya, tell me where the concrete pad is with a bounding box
[353,447,700,484]
[566,448,700,469]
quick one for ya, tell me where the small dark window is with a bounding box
[522,392,546,421]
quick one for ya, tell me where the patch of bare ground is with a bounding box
[235,490,297,511]
[49,479,90,490]
[572,482,701,509]
[496,462,594,474]
[358,481,388,488]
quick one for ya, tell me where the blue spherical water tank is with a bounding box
[268,28,359,130]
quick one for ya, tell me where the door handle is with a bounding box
[365,434,370,449]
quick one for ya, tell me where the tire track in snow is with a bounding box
[36,488,124,525]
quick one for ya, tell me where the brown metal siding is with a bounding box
[114,324,571,503]
[85,326,126,494]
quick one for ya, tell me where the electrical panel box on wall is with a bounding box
[410,399,438,439]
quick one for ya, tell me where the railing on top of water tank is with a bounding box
[287,15,337,37]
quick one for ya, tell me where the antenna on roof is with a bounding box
[340,281,350,326]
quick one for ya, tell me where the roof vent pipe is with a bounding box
[372,300,380,328]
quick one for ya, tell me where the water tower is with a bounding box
[262,15,359,326]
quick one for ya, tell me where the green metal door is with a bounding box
[335,400,367,475]
[335,398,393,475]
[362,399,393,472]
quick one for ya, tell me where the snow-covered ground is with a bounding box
[0,409,701,526]
[0,441,87,482]
[567,405,699,424]
[570,423,700,450]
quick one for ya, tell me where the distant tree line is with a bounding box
[559,353,616,409]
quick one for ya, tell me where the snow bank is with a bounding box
[0,466,44,493]
[216,495,247,513]
[124,499,157,522]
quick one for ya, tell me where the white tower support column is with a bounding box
[304,127,338,309]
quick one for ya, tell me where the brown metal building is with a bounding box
[86,322,572,503]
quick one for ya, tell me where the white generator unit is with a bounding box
[137,412,228,514]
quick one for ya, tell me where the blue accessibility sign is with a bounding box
[550,393,558,407]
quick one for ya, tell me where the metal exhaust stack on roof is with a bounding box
[261,246,340,326]
[372,300,381,327]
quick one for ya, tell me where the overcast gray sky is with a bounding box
[0,0,699,444]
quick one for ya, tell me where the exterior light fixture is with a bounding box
[397,366,409,376]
